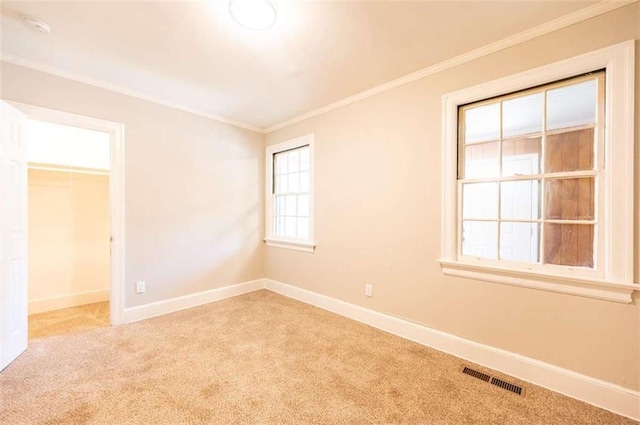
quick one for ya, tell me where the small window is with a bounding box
[440,42,637,303]
[265,134,315,252]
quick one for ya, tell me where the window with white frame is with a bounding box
[265,134,315,252]
[459,72,603,268]
[440,41,638,303]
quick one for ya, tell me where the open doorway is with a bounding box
[1,101,123,370]
[26,119,111,339]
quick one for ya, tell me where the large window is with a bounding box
[440,42,637,303]
[458,73,603,269]
[265,134,315,252]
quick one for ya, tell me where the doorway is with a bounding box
[0,101,125,370]
[27,118,111,338]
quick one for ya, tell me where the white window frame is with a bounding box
[440,40,639,303]
[264,134,315,253]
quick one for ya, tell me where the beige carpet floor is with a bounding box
[1,290,635,424]
[28,302,110,340]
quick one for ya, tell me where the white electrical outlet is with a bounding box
[136,281,146,294]
[365,284,373,297]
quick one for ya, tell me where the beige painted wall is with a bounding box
[265,4,640,390]
[28,169,109,305]
[1,63,265,308]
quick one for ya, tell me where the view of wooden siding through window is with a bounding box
[544,128,595,267]
[458,72,602,268]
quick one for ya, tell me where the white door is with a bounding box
[0,101,28,371]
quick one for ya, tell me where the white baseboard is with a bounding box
[28,289,109,315]
[264,278,640,421]
[122,279,264,324]
[114,276,639,420]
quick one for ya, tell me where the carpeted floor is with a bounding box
[1,290,635,424]
[28,301,110,339]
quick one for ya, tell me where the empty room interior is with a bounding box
[0,1,639,424]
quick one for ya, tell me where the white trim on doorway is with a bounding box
[6,101,126,325]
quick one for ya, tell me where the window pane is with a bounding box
[464,103,500,144]
[544,223,594,267]
[464,142,499,179]
[545,178,594,220]
[462,182,498,219]
[547,79,597,131]
[274,195,285,215]
[545,128,594,173]
[285,195,297,216]
[500,222,539,263]
[297,218,309,239]
[503,93,543,138]
[502,137,541,177]
[275,152,288,174]
[300,146,310,171]
[500,180,540,220]
[462,221,498,259]
[299,171,309,193]
[273,216,285,236]
[285,217,297,238]
[271,143,312,241]
[275,174,288,194]
[288,149,300,173]
[289,173,300,193]
[297,194,309,217]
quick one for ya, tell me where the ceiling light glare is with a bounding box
[229,0,277,31]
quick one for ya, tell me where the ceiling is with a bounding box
[1,1,598,131]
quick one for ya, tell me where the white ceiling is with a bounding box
[1,1,597,131]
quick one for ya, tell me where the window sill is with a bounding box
[438,260,640,303]
[264,238,316,253]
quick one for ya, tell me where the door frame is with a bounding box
[7,101,125,326]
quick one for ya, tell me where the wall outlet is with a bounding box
[365,283,373,297]
[136,281,146,294]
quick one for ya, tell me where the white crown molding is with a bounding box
[0,52,266,134]
[264,279,640,421]
[264,0,637,133]
[1,1,634,135]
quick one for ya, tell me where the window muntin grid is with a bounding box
[457,72,604,268]
[272,145,311,240]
